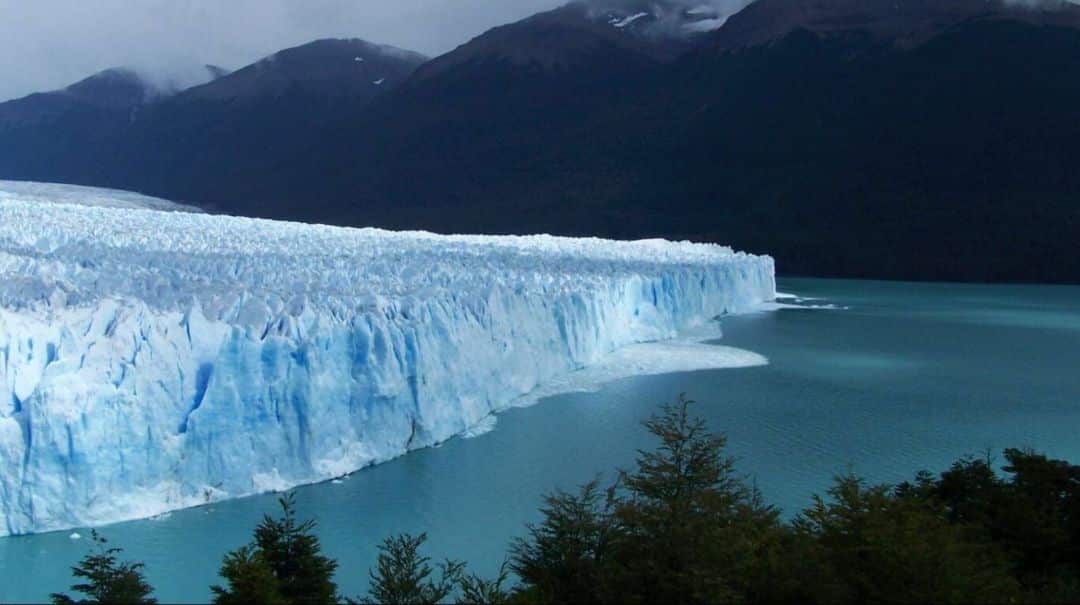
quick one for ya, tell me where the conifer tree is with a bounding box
[362,532,464,605]
[609,394,779,604]
[457,562,512,605]
[509,481,616,604]
[50,530,157,605]
[212,493,338,605]
[211,544,285,605]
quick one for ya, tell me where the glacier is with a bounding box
[0,180,201,213]
[0,188,775,537]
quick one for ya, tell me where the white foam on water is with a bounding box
[754,302,847,311]
[462,415,499,439]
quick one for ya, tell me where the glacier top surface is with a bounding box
[0,194,767,321]
[0,180,201,213]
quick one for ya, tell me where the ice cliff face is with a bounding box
[0,192,774,536]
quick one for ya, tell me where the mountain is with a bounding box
[410,0,712,81]
[0,64,231,128]
[181,38,424,102]
[218,0,712,219]
[4,1,1080,282]
[0,39,425,200]
[628,0,1080,282]
[102,39,427,203]
[226,0,1080,283]
[713,0,1080,49]
[0,65,228,183]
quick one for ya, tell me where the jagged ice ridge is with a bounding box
[0,191,774,536]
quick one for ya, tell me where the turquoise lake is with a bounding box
[2,277,1079,602]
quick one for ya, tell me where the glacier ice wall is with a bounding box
[0,195,774,536]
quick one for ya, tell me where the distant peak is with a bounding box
[62,67,154,108]
[59,64,232,107]
[181,37,427,102]
[265,38,427,65]
[66,67,141,88]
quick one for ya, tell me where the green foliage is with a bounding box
[510,395,781,604]
[901,448,1080,601]
[793,475,1019,604]
[457,562,512,605]
[50,530,157,605]
[609,395,780,605]
[211,545,285,605]
[212,493,338,605]
[509,481,616,604]
[362,532,464,605]
[46,394,1080,605]
[504,395,1075,604]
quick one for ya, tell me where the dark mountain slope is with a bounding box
[3,1,1080,282]
[0,65,228,184]
[233,3,1080,282]
[410,0,712,82]
[219,2,690,220]
[106,39,427,202]
[713,0,1080,50]
[0,40,425,200]
[616,19,1080,282]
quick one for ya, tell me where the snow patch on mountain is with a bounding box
[590,0,752,35]
[613,12,651,27]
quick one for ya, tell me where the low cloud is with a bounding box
[0,0,561,102]
[585,0,756,35]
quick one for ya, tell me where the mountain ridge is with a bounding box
[710,0,1080,50]
[3,0,1080,283]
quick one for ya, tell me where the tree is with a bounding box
[362,532,464,605]
[509,480,616,604]
[794,474,1019,604]
[212,493,338,605]
[457,562,512,605]
[211,545,285,605]
[608,395,780,604]
[50,530,157,605]
[993,448,1080,597]
[897,448,1080,600]
[508,395,782,604]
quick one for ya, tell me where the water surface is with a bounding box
[3,278,1079,602]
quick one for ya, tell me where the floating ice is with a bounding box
[0,189,774,536]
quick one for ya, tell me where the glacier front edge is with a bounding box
[0,196,774,536]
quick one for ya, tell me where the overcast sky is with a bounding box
[0,0,569,102]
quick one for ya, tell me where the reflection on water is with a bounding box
[2,278,1079,603]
